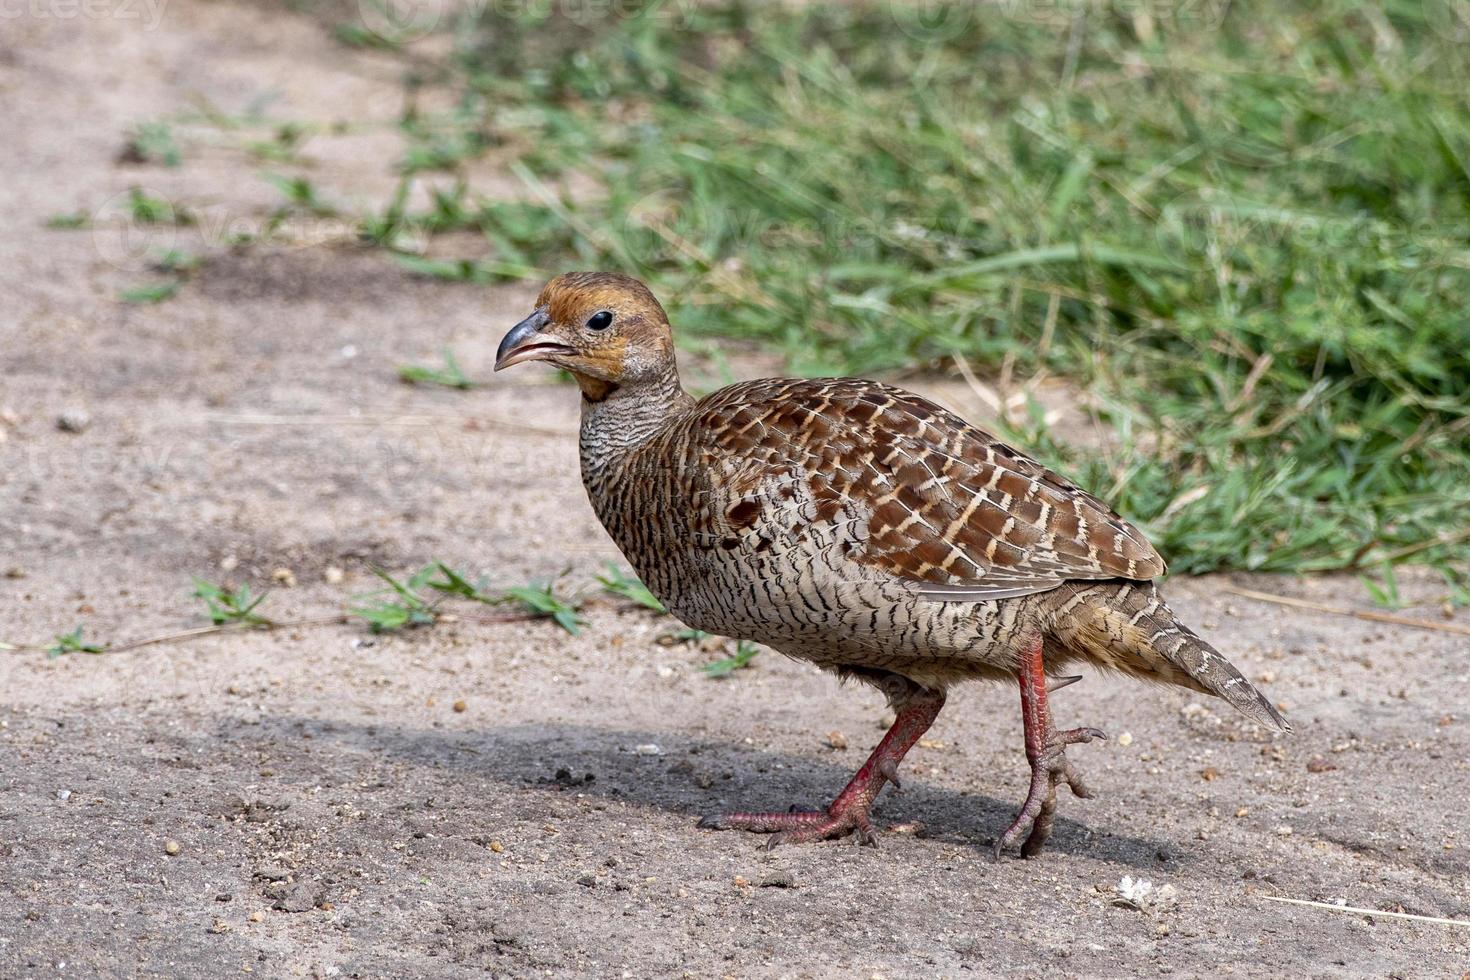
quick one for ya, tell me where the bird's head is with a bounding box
[494,272,675,400]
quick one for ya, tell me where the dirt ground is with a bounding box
[2,5,1469,978]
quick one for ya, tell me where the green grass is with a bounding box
[398,348,474,389]
[192,578,273,627]
[702,640,761,677]
[356,0,1467,585]
[47,626,105,658]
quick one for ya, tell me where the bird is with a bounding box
[495,271,1290,859]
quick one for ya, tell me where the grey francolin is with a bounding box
[496,271,1290,859]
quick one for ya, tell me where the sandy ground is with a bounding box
[2,4,1469,978]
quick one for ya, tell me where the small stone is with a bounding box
[56,789,71,802]
[1117,732,1134,747]
[577,875,596,888]
[248,911,264,924]
[633,743,662,756]
[164,840,181,856]
[1274,824,1293,836]
[4,567,24,579]
[733,876,749,888]
[453,700,467,713]
[1236,807,1250,818]
[826,730,848,750]
[324,566,345,585]
[215,893,233,902]
[1200,767,1220,781]
[270,568,297,588]
[1306,756,1337,773]
[759,870,795,888]
[57,408,91,433]
[272,882,319,913]
[253,865,289,882]
[220,555,239,572]
[489,840,504,853]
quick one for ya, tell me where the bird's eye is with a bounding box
[586,310,614,331]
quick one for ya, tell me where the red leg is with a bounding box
[699,688,945,848]
[993,636,1106,859]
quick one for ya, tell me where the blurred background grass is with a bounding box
[172,1,1470,590]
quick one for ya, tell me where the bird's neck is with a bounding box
[577,364,693,483]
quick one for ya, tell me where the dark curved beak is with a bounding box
[494,308,573,371]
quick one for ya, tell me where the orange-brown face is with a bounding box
[494,272,674,396]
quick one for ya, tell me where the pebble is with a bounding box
[759,870,795,888]
[1117,732,1134,747]
[57,408,91,433]
[633,743,662,756]
[164,840,181,856]
[4,567,24,579]
[324,566,345,585]
[825,730,848,750]
[489,840,504,853]
[55,789,71,802]
[272,882,319,913]
[1306,756,1337,773]
[271,568,297,588]
[453,700,467,713]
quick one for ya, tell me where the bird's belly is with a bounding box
[651,548,1036,674]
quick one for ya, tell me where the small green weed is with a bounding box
[192,578,273,627]
[119,281,180,304]
[122,121,182,167]
[503,581,586,635]
[350,566,440,632]
[48,626,106,658]
[398,348,473,389]
[702,640,761,678]
[596,564,666,613]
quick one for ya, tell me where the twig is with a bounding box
[951,353,1001,416]
[98,614,350,654]
[1220,585,1470,637]
[1259,895,1470,929]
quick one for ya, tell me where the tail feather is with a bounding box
[1041,580,1291,732]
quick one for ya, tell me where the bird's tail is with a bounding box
[1039,580,1291,732]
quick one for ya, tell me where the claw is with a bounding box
[1047,675,1083,694]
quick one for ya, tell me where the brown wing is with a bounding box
[690,378,1164,600]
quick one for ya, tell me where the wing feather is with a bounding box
[689,378,1165,601]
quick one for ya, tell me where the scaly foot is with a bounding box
[992,724,1106,859]
[698,688,945,850]
[992,637,1106,859]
